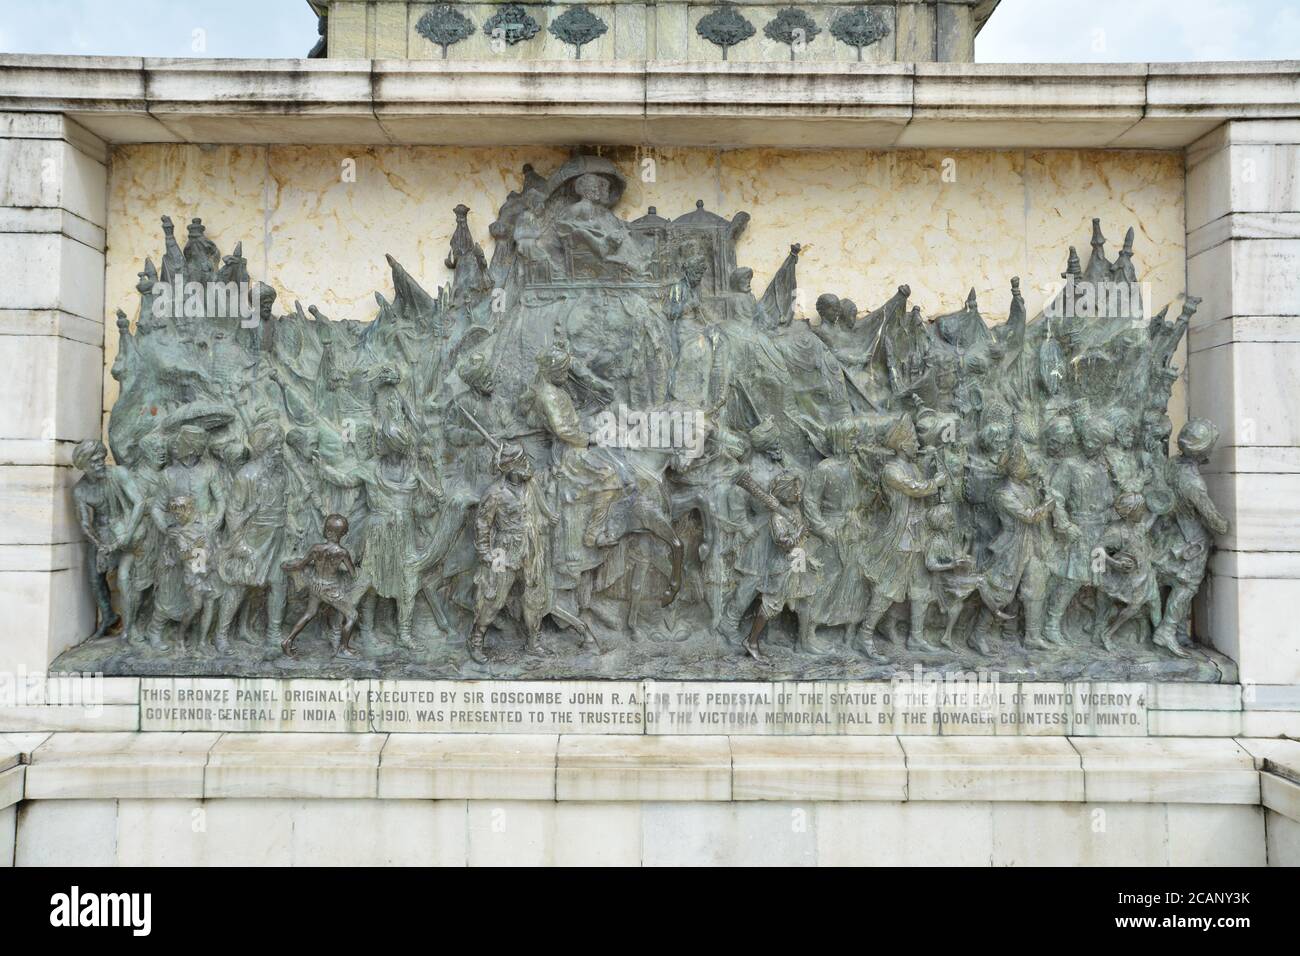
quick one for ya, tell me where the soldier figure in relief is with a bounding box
[215,414,290,652]
[801,419,870,652]
[71,440,126,640]
[523,339,619,622]
[979,440,1057,653]
[856,415,946,660]
[1098,491,1162,651]
[470,443,557,662]
[1044,409,1117,647]
[733,470,821,664]
[1152,419,1230,657]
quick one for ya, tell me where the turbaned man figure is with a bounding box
[470,443,557,662]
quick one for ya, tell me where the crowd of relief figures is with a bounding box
[59,154,1234,681]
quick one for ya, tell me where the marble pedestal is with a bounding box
[1,55,1298,866]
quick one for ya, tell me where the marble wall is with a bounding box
[9,797,1274,866]
[102,145,1187,429]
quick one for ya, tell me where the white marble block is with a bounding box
[204,733,386,799]
[1184,122,1300,692]
[25,731,220,799]
[378,733,558,800]
[0,114,107,677]
[1073,737,1260,804]
[730,736,907,801]
[556,735,731,802]
[899,737,1085,802]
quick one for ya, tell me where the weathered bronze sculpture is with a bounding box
[61,155,1232,680]
[281,513,359,658]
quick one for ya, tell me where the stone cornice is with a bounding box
[0,55,1297,148]
[4,730,1294,810]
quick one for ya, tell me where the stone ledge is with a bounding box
[1074,737,1260,805]
[1148,682,1243,711]
[25,730,220,799]
[556,735,732,801]
[1148,710,1244,737]
[0,111,109,164]
[0,55,1296,149]
[1187,211,1300,259]
[900,736,1084,801]
[0,208,107,253]
[0,441,80,469]
[0,676,141,733]
[378,733,558,800]
[0,731,50,765]
[6,731,1277,806]
[1261,772,1300,823]
[204,732,386,799]
[730,736,906,801]
[1235,736,1300,780]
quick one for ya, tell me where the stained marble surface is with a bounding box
[103,144,1187,430]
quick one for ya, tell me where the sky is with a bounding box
[0,0,1296,61]
[977,0,1300,62]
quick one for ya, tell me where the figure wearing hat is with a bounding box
[214,409,291,652]
[1152,419,1229,657]
[1044,405,1117,647]
[446,203,490,307]
[745,417,786,482]
[978,439,1058,653]
[676,423,751,637]
[315,413,429,652]
[964,398,1013,569]
[155,424,226,539]
[182,217,220,284]
[512,189,551,280]
[1096,491,1161,651]
[470,443,558,662]
[856,414,947,660]
[71,440,138,640]
[523,329,619,614]
[139,425,226,649]
[442,352,512,490]
[801,418,871,652]
[524,324,616,461]
[668,251,727,413]
[554,170,649,276]
[732,469,822,665]
[717,417,786,639]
